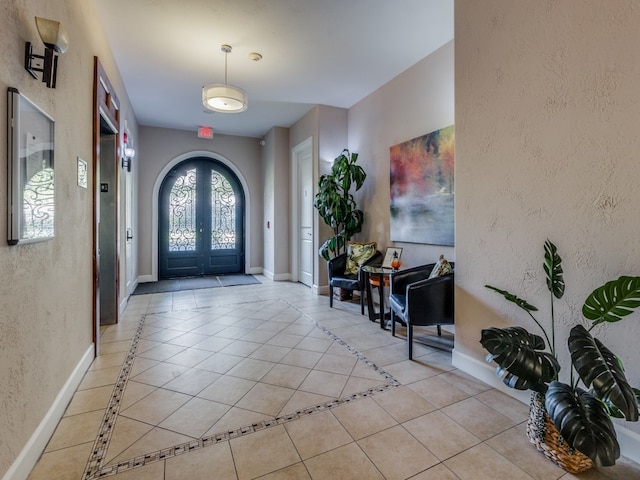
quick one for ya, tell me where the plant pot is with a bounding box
[339,288,353,301]
[526,392,593,474]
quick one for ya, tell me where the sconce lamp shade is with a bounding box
[35,17,69,53]
[202,84,248,113]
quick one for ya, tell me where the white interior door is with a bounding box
[298,145,313,286]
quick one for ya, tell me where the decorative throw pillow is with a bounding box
[429,254,452,278]
[345,241,377,275]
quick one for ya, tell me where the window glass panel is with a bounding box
[168,168,197,251]
[211,171,236,250]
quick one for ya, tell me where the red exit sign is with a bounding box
[198,126,213,139]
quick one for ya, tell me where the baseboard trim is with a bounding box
[452,349,640,464]
[247,267,263,275]
[137,274,154,284]
[3,344,94,480]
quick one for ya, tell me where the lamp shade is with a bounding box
[202,84,248,113]
[35,17,69,53]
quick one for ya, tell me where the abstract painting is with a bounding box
[390,125,454,245]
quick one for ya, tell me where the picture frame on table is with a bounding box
[382,247,403,269]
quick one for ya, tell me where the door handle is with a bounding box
[126,230,134,241]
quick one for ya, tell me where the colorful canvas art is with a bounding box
[390,125,454,245]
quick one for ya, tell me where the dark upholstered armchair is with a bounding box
[328,251,382,314]
[389,262,455,359]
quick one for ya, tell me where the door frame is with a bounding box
[150,151,252,281]
[290,137,314,287]
[93,57,121,355]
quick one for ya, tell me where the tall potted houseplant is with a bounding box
[314,149,366,261]
[480,240,640,472]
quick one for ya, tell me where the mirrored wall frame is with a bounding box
[7,87,55,245]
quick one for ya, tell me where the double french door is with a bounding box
[159,157,244,278]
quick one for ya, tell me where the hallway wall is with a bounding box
[0,0,138,477]
[454,0,640,452]
[137,126,264,279]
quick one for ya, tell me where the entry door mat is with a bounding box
[132,274,260,295]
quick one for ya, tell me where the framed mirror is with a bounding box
[7,87,55,245]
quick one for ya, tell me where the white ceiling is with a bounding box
[92,0,454,138]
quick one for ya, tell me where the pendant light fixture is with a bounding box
[202,44,248,113]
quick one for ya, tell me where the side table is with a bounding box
[361,265,396,329]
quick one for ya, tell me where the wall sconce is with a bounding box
[25,17,69,88]
[122,132,135,172]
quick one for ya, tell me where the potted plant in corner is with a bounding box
[313,148,367,261]
[480,240,640,473]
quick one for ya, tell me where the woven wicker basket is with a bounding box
[526,392,593,474]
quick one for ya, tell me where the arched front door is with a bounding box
[159,157,244,278]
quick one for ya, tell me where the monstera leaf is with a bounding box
[544,240,565,299]
[480,327,560,392]
[485,285,538,312]
[568,325,639,422]
[582,276,640,325]
[545,381,620,467]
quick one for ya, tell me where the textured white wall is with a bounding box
[455,0,640,439]
[0,0,138,476]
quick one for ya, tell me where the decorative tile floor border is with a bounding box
[82,299,401,479]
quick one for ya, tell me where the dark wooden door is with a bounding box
[159,157,244,278]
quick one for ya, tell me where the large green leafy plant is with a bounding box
[480,240,640,467]
[314,149,366,261]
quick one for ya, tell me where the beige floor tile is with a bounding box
[163,347,213,367]
[258,462,311,479]
[278,391,335,415]
[235,382,296,416]
[445,443,535,480]
[129,356,159,377]
[403,411,480,461]
[217,325,254,340]
[27,442,92,480]
[260,363,311,389]
[103,416,155,465]
[119,381,157,410]
[143,328,186,343]
[249,344,292,362]
[165,441,237,479]
[78,365,121,390]
[383,359,446,384]
[100,339,134,355]
[486,423,566,480]
[45,410,105,452]
[137,343,186,362]
[410,464,462,480]
[266,332,305,348]
[295,336,333,353]
[241,329,279,344]
[162,367,219,395]
[109,427,193,465]
[304,442,384,480]
[220,339,264,357]
[298,370,349,397]
[373,386,437,423]
[280,348,323,369]
[165,331,211,347]
[440,369,492,395]
[64,384,114,416]
[130,362,189,387]
[332,396,397,440]
[350,360,392,380]
[89,351,128,371]
[284,410,353,459]
[358,424,440,480]
[341,375,388,397]
[197,374,257,405]
[441,397,517,440]
[409,375,471,408]
[314,352,358,375]
[205,406,271,436]
[196,351,246,373]
[226,357,276,381]
[119,388,191,425]
[108,459,166,479]
[159,397,230,437]
[474,388,530,422]
[230,425,301,480]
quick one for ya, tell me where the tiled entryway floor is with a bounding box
[28,277,640,479]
